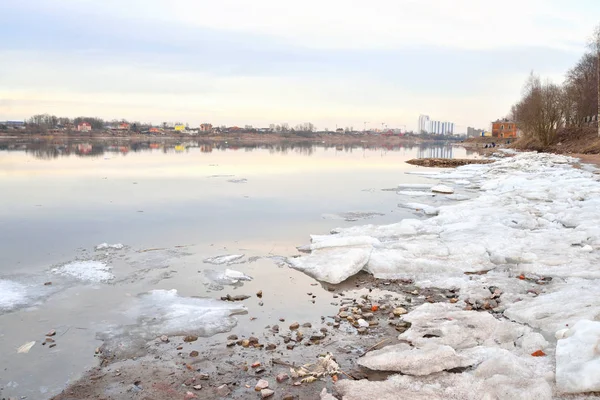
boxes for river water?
[0,139,479,399]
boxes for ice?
[203,254,245,265]
[398,202,439,216]
[321,211,384,222]
[288,246,372,284]
[95,243,124,250]
[431,184,454,194]
[397,190,436,196]
[0,279,28,311]
[397,183,433,190]
[51,261,114,283]
[555,320,600,393]
[100,289,246,357]
[203,268,253,287]
[359,343,471,375]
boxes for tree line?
[511,25,600,145]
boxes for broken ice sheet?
[321,211,384,222]
[99,289,246,357]
[51,261,114,283]
[95,243,124,251]
[203,254,245,265]
[203,268,253,290]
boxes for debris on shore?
[405,158,493,167]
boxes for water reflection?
[0,139,476,160]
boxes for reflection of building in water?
[200,145,213,152]
[417,145,453,159]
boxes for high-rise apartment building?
[417,115,454,135]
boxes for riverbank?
[47,150,600,399]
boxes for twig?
[272,358,296,368]
[338,369,357,380]
[359,338,389,357]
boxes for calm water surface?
[0,139,478,399]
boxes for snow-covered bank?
[292,152,600,398]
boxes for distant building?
[149,127,162,134]
[200,123,213,132]
[77,122,92,132]
[118,122,130,131]
[2,120,25,128]
[335,128,345,134]
[418,115,454,134]
[491,118,517,138]
[174,124,186,132]
[418,115,430,133]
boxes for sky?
[0,0,599,132]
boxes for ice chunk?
[431,184,454,194]
[17,341,36,354]
[95,243,124,250]
[100,290,246,357]
[305,235,382,250]
[0,279,28,311]
[397,190,436,196]
[555,320,600,393]
[398,202,439,216]
[397,183,433,190]
[359,343,471,375]
[203,254,245,265]
[287,246,372,284]
[51,261,114,283]
[203,269,253,287]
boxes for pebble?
[197,373,210,380]
[45,338,55,343]
[320,327,328,333]
[251,362,261,368]
[279,318,285,322]
[193,384,202,390]
[184,335,198,342]
[227,334,238,340]
[160,335,169,343]
[282,394,297,400]
[249,336,259,344]
[216,384,230,396]
[271,325,279,332]
[255,379,269,390]
[289,322,300,330]
[276,373,290,383]
[393,307,408,316]
[189,351,199,357]
[49,343,57,348]
[257,290,263,298]
[241,339,250,347]
[261,389,275,398]
[255,367,266,374]
[46,330,56,337]
[177,346,183,350]
[357,328,367,334]
[338,312,349,318]
[259,301,264,306]
[302,322,312,328]
[266,343,277,350]
[44,281,52,285]
[286,344,295,350]
[226,341,236,347]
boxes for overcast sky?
[1,0,598,131]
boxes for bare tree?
[512,73,565,146]
[593,24,600,137]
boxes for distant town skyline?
[1,0,599,131]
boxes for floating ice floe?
[52,261,114,283]
[95,243,124,250]
[431,184,454,194]
[321,211,384,222]
[203,254,245,265]
[397,183,434,190]
[396,190,436,197]
[203,269,253,287]
[398,202,439,216]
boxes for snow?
[95,243,124,250]
[52,261,114,283]
[431,184,454,194]
[555,320,600,393]
[203,254,245,265]
[203,268,253,287]
[289,152,600,397]
[0,280,28,311]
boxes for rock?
[193,384,202,390]
[197,373,209,380]
[251,362,261,368]
[338,312,349,318]
[320,327,328,333]
[44,281,52,286]
[290,322,300,330]
[177,346,183,350]
[310,333,325,341]
[279,318,285,322]
[227,334,238,340]
[45,338,55,343]
[255,367,266,374]
[266,343,277,350]
[261,389,275,398]
[357,319,369,328]
[226,341,236,347]
[259,301,264,306]
[249,336,259,344]
[49,343,57,348]
[393,307,408,316]
[271,325,279,332]
[362,312,374,320]
[295,331,304,341]
[255,379,269,390]
[221,294,251,301]
[282,394,297,400]
[357,328,367,334]
[160,335,169,343]
[184,391,197,399]
[46,329,56,337]
[287,344,295,350]
[302,322,312,328]
[184,335,198,342]
[276,373,290,383]
[189,350,199,357]
[241,339,250,347]
[216,384,230,396]
[257,290,263,298]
